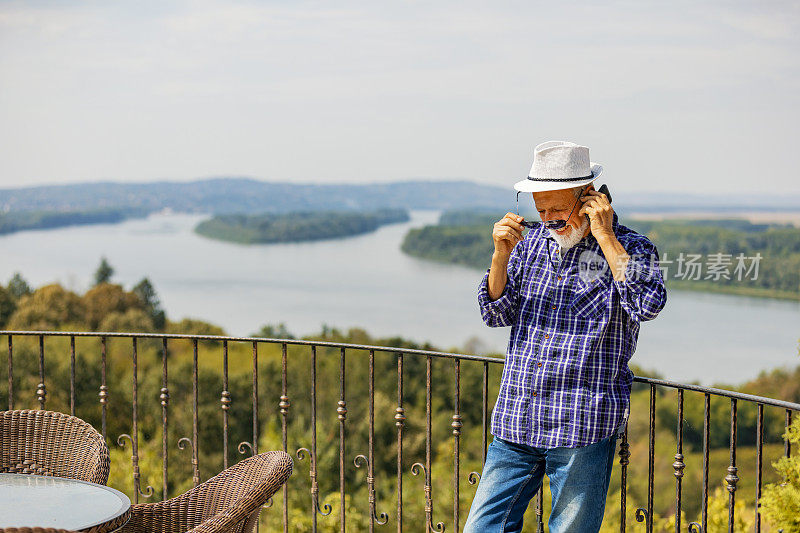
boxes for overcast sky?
[0,0,798,194]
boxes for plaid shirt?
[478,212,667,448]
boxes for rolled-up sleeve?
[477,244,522,327]
[612,236,668,322]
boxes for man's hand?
[578,188,630,281]
[578,189,614,242]
[492,212,525,260]
[487,213,525,300]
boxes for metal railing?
[1,330,798,532]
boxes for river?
[2,211,798,385]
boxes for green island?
[401,209,800,301]
[0,208,148,235]
[195,208,410,244]
[0,265,798,530]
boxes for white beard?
[547,216,590,251]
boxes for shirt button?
[537,362,542,368]
[551,305,556,310]
[532,391,537,397]
[544,334,549,339]
[558,276,562,281]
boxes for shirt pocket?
[570,275,611,319]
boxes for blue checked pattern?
[478,212,667,448]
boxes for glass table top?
[0,473,130,529]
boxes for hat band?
[526,173,593,182]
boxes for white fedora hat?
[514,140,603,193]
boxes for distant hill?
[2,178,799,217]
[0,178,511,214]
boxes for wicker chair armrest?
[186,459,291,533]
[121,485,264,532]
[184,498,262,533]
[120,500,186,532]
[120,451,291,533]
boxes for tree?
[94,257,114,286]
[98,309,154,333]
[252,323,294,339]
[702,486,754,533]
[0,285,16,327]
[6,284,86,330]
[760,415,800,532]
[166,318,225,337]
[82,283,143,330]
[132,277,166,330]
[165,318,226,347]
[7,272,32,299]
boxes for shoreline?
[663,282,800,303]
[626,210,800,227]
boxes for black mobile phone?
[597,183,612,203]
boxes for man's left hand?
[579,189,614,242]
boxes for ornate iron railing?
[1,330,798,532]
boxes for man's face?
[532,187,586,236]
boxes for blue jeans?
[463,434,617,532]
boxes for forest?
[401,210,800,301]
[0,208,147,235]
[0,262,798,531]
[195,209,410,244]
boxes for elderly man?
[464,141,667,532]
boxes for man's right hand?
[492,212,525,260]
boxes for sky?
[0,0,798,195]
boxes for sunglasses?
[516,185,589,230]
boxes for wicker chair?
[118,451,293,533]
[0,409,109,485]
